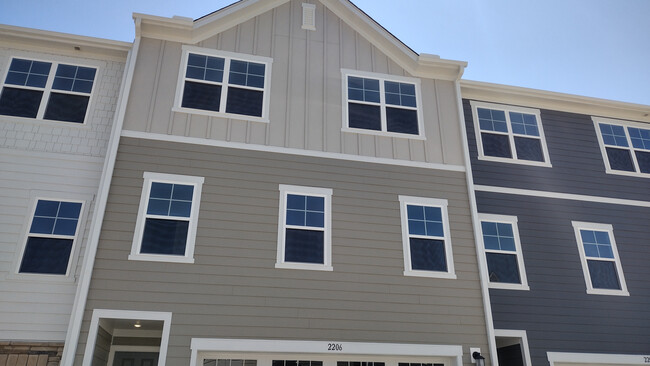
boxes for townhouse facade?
[0,25,129,365]
[59,1,493,366]
[460,81,650,366]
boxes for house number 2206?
[328,343,343,351]
[644,356,650,363]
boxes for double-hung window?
[0,57,97,123]
[572,221,629,296]
[470,101,551,166]
[593,117,650,177]
[342,69,424,137]
[276,185,332,271]
[399,196,455,279]
[479,214,529,290]
[18,199,84,275]
[130,172,204,264]
[174,46,272,122]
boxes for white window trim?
[592,116,650,178]
[276,185,333,271]
[494,330,532,366]
[478,214,529,291]
[398,195,455,279]
[571,221,629,296]
[173,45,273,123]
[0,56,100,125]
[190,338,464,366]
[470,101,552,167]
[82,309,172,366]
[341,69,425,140]
[12,195,88,281]
[130,172,204,264]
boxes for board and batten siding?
[0,49,124,341]
[123,0,464,167]
[463,99,650,201]
[476,191,650,365]
[75,137,488,366]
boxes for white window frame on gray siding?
[592,117,650,178]
[571,221,629,296]
[173,45,273,123]
[130,172,204,264]
[276,185,333,271]
[14,196,87,279]
[478,214,529,291]
[0,56,99,124]
[398,196,455,279]
[470,101,551,167]
[341,69,425,139]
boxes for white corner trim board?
[547,352,650,365]
[120,130,466,172]
[474,185,650,208]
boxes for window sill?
[341,127,426,140]
[172,106,269,124]
[477,155,552,168]
[0,114,90,127]
[604,168,650,179]
[586,288,630,296]
[489,282,530,291]
[5,271,76,283]
[128,253,195,264]
[275,262,333,271]
[404,270,457,279]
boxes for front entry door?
[113,352,159,366]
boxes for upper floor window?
[470,101,551,167]
[174,46,272,122]
[276,185,332,271]
[572,221,629,296]
[593,117,650,177]
[342,69,424,138]
[399,196,455,279]
[479,214,529,290]
[0,58,97,123]
[130,172,204,264]
[18,199,84,275]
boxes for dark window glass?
[52,65,96,93]
[43,93,90,123]
[347,76,380,103]
[140,218,189,255]
[225,87,264,117]
[348,103,381,131]
[599,123,629,147]
[514,136,544,162]
[147,182,194,218]
[284,229,324,264]
[409,238,446,271]
[286,194,324,228]
[587,260,621,290]
[481,133,512,158]
[19,237,73,275]
[477,108,508,132]
[182,81,221,111]
[229,60,265,88]
[384,81,416,107]
[186,54,224,82]
[386,107,418,135]
[0,87,43,118]
[486,252,521,284]
[635,150,650,173]
[5,59,51,87]
[605,147,635,172]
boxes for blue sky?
[1,0,649,105]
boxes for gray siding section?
[123,0,465,166]
[76,137,487,366]
[463,99,650,202]
[91,326,112,366]
[476,191,650,365]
